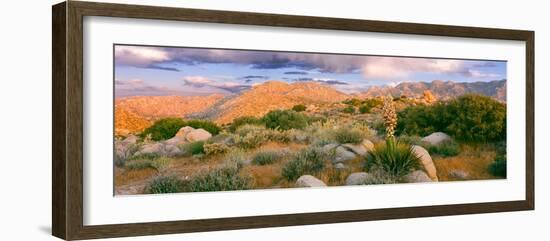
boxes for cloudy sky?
[114,45,506,97]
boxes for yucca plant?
[365,139,421,178]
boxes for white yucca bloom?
[382,95,397,139]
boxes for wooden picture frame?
[52,1,534,240]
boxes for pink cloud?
[361,57,464,80]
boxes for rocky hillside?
[115,94,224,135]
[202,81,349,124]
[356,79,506,102]
[114,108,151,136]
[115,94,225,119]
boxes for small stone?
[421,132,451,146]
[295,175,327,188]
[449,169,469,180]
[342,143,367,156]
[345,172,369,185]
[333,146,357,164]
[334,163,346,169]
[403,170,433,183]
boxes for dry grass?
[433,144,501,181]
[115,167,158,186]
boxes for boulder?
[449,169,469,180]
[361,139,375,152]
[185,128,212,142]
[322,143,339,153]
[345,172,369,185]
[332,146,357,164]
[403,170,433,183]
[411,145,438,181]
[334,163,346,169]
[175,126,195,137]
[121,134,138,146]
[135,143,163,155]
[421,132,451,146]
[295,175,327,188]
[342,143,367,156]
[163,144,183,157]
[164,136,187,146]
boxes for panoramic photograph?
[113,44,507,195]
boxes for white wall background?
[0,0,547,240]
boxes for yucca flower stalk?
[382,95,397,140]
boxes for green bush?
[183,164,252,192]
[282,147,327,181]
[397,94,506,142]
[140,118,221,141]
[359,105,371,114]
[397,135,424,146]
[183,120,221,135]
[181,141,205,155]
[292,104,307,112]
[229,116,263,132]
[489,154,506,177]
[342,105,356,114]
[343,98,362,106]
[140,118,186,141]
[262,110,308,131]
[333,128,363,144]
[203,142,230,156]
[427,139,460,157]
[363,98,384,109]
[252,151,282,165]
[365,139,421,177]
[146,175,183,194]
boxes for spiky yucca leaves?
[382,95,397,139]
[365,139,421,177]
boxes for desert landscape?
[114,45,507,195]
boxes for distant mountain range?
[356,79,506,102]
[114,79,506,134]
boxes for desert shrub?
[125,157,171,171]
[139,118,221,141]
[489,154,507,177]
[306,119,372,145]
[203,142,230,156]
[229,116,263,132]
[146,175,183,194]
[292,104,307,112]
[343,98,362,106]
[140,118,186,141]
[365,139,421,177]
[127,152,160,161]
[114,142,143,167]
[360,167,398,185]
[262,110,308,130]
[234,131,269,149]
[342,105,356,114]
[181,141,205,155]
[235,124,266,137]
[284,129,310,144]
[359,105,371,114]
[397,135,424,146]
[252,151,282,165]
[427,139,460,157]
[282,147,327,181]
[333,127,364,144]
[183,120,221,135]
[182,164,252,192]
[226,149,248,165]
[397,94,506,142]
[363,98,384,108]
